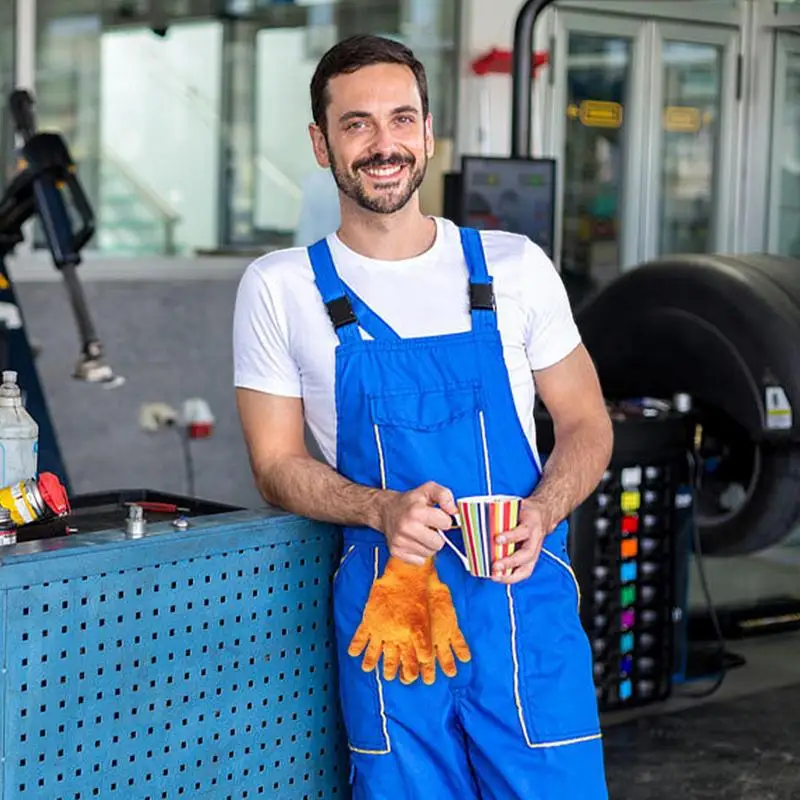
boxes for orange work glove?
[424,563,471,684]
[348,556,434,685]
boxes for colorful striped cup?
[439,495,521,578]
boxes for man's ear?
[309,123,331,168]
[424,113,435,159]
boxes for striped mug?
[439,494,521,579]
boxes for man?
[233,34,613,800]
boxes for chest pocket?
[369,383,490,500]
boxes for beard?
[327,143,428,215]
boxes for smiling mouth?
[361,163,407,181]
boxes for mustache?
[352,152,415,172]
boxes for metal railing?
[100,146,181,255]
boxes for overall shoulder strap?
[458,227,497,332]
[307,238,360,344]
[344,286,401,341]
[307,238,402,343]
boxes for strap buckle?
[469,282,495,311]
[326,296,358,330]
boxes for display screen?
[460,157,556,259]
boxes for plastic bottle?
[0,370,38,485]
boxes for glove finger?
[420,658,436,686]
[400,646,420,685]
[451,629,472,663]
[412,625,434,664]
[361,637,384,673]
[383,643,400,682]
[436,643,457,678]
[347,624,370,658]
[400,668,416,686]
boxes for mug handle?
[439,512,469,572]
[436,530,470,569]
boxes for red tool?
[124,501,189,514]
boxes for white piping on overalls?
[478,411,492,495]
[347,545,392,756]
[541,547,582,611]
[344,427,391,756]
[373,424,387,492]
[507,548,601,749]
[333,545,355,582]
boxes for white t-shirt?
[233,216,581,468]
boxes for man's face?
[310,63,434,215]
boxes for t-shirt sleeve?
[521,240,582,371]
[232,263,302,397]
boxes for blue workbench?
[0,508,349,799]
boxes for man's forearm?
[256,453,391,530]
[530,414,613,533]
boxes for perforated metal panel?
[0,510,349,800]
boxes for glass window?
[227,0,459,250]
[561,33,632,291]
[34,4,103,252]
[658,40,722,257]
[99,20,224,256]
[31,0,459,258]
[0,0,15,187]
[770,36,800,257]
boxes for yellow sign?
[664,106,702,133]
[582,100,623,128]
[567,101,623,128]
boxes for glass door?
[645,24,740,261]
[768,32,800,257]
[548,13,740,295]
[549,12,648,303]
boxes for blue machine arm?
[0,89,124,488]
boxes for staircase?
[97,149,181,257]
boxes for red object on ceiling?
[470,48,550,76]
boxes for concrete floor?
[601,627,800,798]
[604,677,800,799]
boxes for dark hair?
[310,34,429,135]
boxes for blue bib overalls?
[308,228,608,799]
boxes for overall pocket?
[332,543,392,755]
[509,547,600,747]
[369,383,489,497]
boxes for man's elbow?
[597,409,614,470]
[248,447,310,510]
[247,452,285,507]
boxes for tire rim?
[694,409,762,530]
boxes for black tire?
[576,254,800,556]
[698,443,800,556]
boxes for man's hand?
[377,481,457,565]
[491,499,550,584]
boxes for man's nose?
[370,123,395,154]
